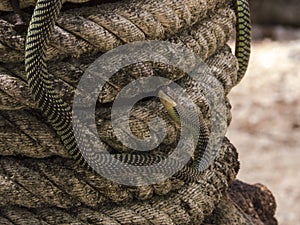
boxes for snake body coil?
[235,0,251,82]
[25,0,251,182]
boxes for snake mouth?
[158,90,177,109]
[158,88,182,127]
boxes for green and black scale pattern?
[235,0,251,83]
[25,0,251,183]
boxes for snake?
[24,0,251,182]
[235,0,251,83]
[158,88,210,168]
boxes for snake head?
[158,86,201,128]
[158,87,181,127]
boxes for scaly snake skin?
[159,88,210,169]
[24,0,250,182]
[235,0,251,83]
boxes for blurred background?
[227,0,300,224]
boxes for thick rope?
[0,0,236,204]
[20,0,244,183]
[0,0,255,224]
[0,45,236,157]
[0,8,236,111]
[0,0,231,63]
[0,180,277,225]
[0,0,110,11]
[0,138,238,221]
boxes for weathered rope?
[0,0,110,11]
[0,0,231,63]
[0,45,236,157]
[0,180,277,224]
[0,0,255,224]
[0,0,235,202]
[0,7,236,112]
[0,138,238,223]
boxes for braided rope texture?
[0,138,239,222]
[1,0,231,63]
[1,0,231,206]
[0,0,260,224]
[0,8,236,109]
[21,0,239,180]
[0,45,236,157]
[0,0,106,11]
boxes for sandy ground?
[227,39,300,225]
